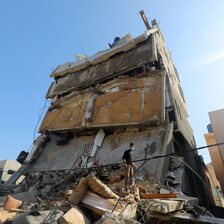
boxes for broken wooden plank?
[140,192,178,199]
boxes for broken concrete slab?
[171,195,199,207]
[120,203,138,220]
[49,30,157,79]
[58,206,91,224]
[68,177,88,205]
[86,174,119,199]
[145,198,184,213]
[90,129,105,157]
[81,191,126,216]
[1,164,28,189]
[143,195,199,215]
[0,211,18,223]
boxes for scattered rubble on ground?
[1,167,224,223]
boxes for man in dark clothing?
[122,143,138,191]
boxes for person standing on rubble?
[122,143,138,191]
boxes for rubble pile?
[1,167,224,224]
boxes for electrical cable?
[11,141,224,174]
[33,98,49,141]
[111,143,224,213]
[169,156,209,215]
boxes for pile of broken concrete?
[0,169,223,224]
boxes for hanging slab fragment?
[85,93,99,120]
[90,129,105,157]
[94,129,105,147]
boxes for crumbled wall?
[39,75,163,132]
[30,126,167,175]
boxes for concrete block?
[171,195,199,207]
[81,191,126,216]
[86,174,119,199]
[120,203,137,220]
[68,177,88,205]
[0,211,18,223]
[147,199,184,213]
[58,206,91,224]
[42,174,54,184]
[40,185,52,193]
[160,188,170,194]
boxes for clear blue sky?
[1,1,224,164]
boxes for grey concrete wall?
[95,127,167,175]
[29,126,167,176]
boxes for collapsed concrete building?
[1,14,214,214]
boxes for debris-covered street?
[1,164,224,223]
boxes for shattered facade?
[1,14,221,224]
[32,23,212,206]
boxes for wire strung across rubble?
[111,143,224,213]
[10,142,224,174]
[1,142,223,216]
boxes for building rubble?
[1,11,224,223]
[1,167,224,223]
